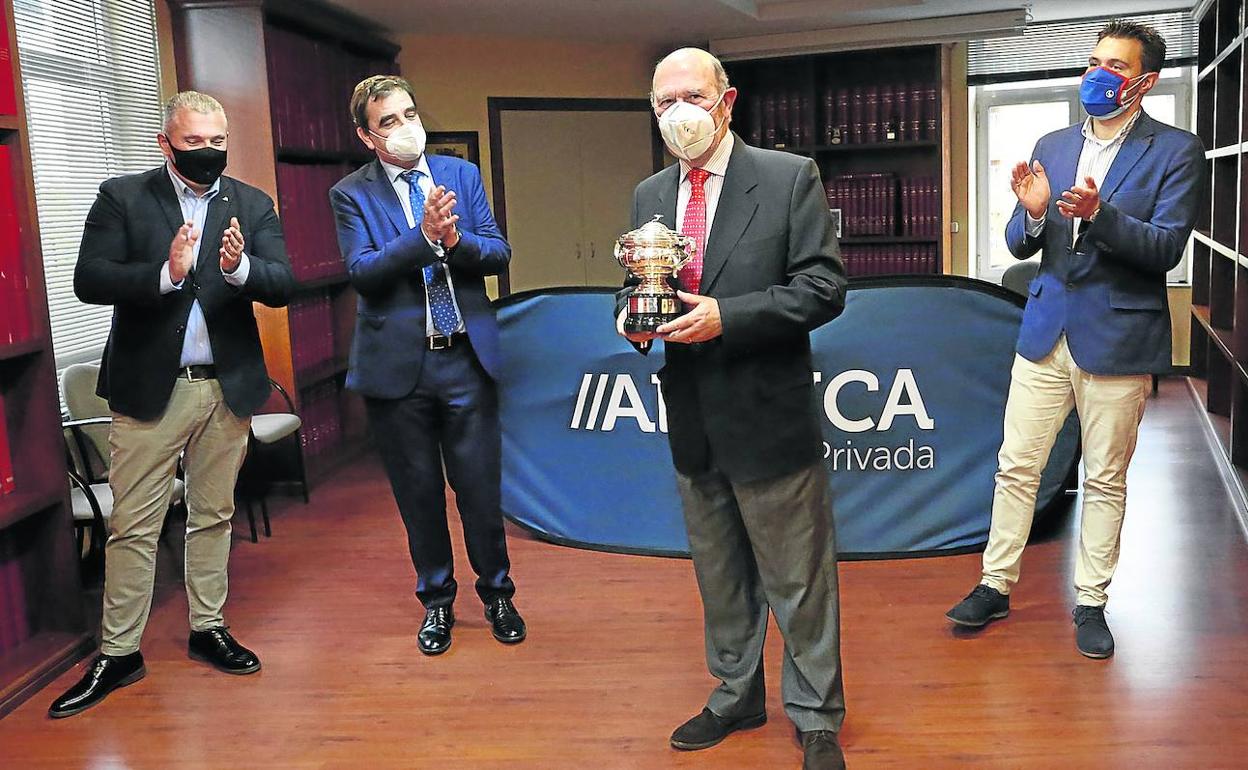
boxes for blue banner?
[496,278,1078,558]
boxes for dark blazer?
[1005,111,1206,375]
[74,167,294,421]
[330,155,510,399]
[620,135,846,482]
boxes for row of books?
[826,173,941,237]
[0,537,30,657]
[0,146,33,345]
[746,82,938,149]
[276,161,351,282]
[289,291,340,383]
[0,9,15,116]
[265,24,394,155]
[842,244,939,277]
[300,381,344,461]
[0,396,14,495]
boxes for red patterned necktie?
[681,167,711,294]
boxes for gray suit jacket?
[618,134,846,482]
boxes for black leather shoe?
[800,730,846,769]
[1073,605,1114,659]
[48,652,146,718]
[670,707,767,751]
[946,584,1010,627]
[188,628,261,674]
[418,606,455,655]
[485,597,526,644]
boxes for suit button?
[1066,282,1074,290]
[175,326,185,334]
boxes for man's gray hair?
[162,91,225,131]
[650,47,731,107]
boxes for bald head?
[652,47,730,109]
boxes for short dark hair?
[1097,19,1167,74]
[349,75,417,129]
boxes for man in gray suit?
[617,48,848,769]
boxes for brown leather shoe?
[670,707,767,750]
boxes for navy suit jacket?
[330,155,510,399]
[1005,112,1206,375]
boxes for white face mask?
[371,116,426,162]
[658,93,725,162]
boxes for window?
[971,68,1194,284]
[12,0,164,371]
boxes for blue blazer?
[1004,112,1206,375]
[330,155,510,399]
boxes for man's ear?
[357,126,376,152]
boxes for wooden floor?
[2,377,1247,768]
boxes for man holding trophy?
[616,48,849,769]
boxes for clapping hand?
[220,216,244,274]
[422,185,460,249]
[1010,160,1050,219]
[168,221,198,283]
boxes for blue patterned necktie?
[401,169,461,335]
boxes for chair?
[61,364,185,567]
[236,378,308,542]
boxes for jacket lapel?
[1099,112,1156,202]
[363,159,410,235]
[198,177,233,275]
[148,166,184,237]
[700,137,758,294]
[654,163,679,229]
[1045,124,1084,248]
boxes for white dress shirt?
[1025,110,1144,245]
[380,157,466,336]
[159,164,250,367]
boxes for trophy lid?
[617,215,687,251]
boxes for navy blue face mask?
[1080,66,1149,120]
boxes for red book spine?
[864,86,879,144]
[0,8,15,116]
[820,88,834,145]
[763,93,777,149]
[0,395,14,495]
[749,94,763,147]
[850,88,864,144]
[835,88,849,143]
[925,84,938,140]
[776,91,790,148]
[907,83,924,142]
[0,144,29,344]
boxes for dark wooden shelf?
[276,146,370,164]
[0,487,64,530]
[0,115,19,131]
[781,139,938,154]
[0,630,95,719]
[296,359,349,388]
[838,235,939,245]
[296,273,348,292]
[0,336,44,362]
[1199,31,1246,81]
[1193,304,1241,370]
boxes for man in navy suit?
[946,20,1206,659]
[330,76,524,655]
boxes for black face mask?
[167,143,227,186]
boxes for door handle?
[575,242,581,260]
[589,242,595,260]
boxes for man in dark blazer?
[946,20,1207,659]
[618,48,848,769]
[330,76,524,656]
[50,91,294,718]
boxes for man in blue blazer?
[330,76,524,655]
[947,20,1206,659]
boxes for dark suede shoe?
[670,707,767,750]
[188,628,261,674]
[485,597,526,644]
[800,730,846,770]
[946,584,1010,627]
[1073,605,1114,659]
[48,652,146,718]
[418,606,454,655]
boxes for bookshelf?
[0,0,92,717]
[169,0,399,482]
[724,44,953,276]
[1190,0,1248,472]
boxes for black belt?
[427,332,468,351]
[177,365,217,381]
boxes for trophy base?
[625,294,682,333]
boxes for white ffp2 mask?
[658,94,725,162]
[371,117,426,162]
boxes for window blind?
[968,11,1197,85]
[13,0,164,370]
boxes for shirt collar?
[1081,109,1143,147]
[165,162,220,200]
[381,155,432,184]
[680,131,734,184]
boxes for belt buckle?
[429,335,450,351]
[184,366,207,382]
